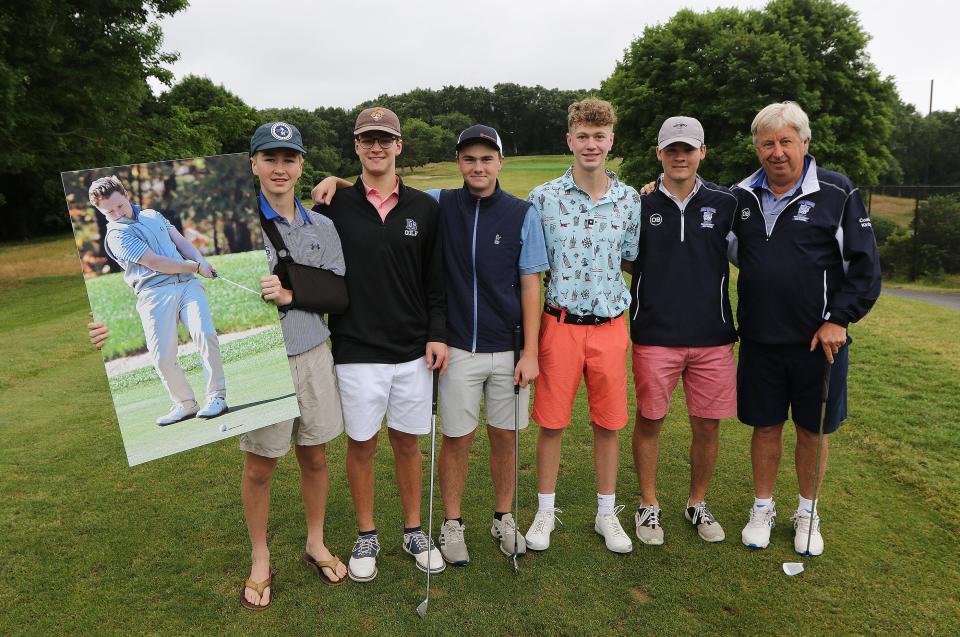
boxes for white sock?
[754,497,773,509]
[597,493,615,516]
[798,495,815,514]
[538,492,556,512]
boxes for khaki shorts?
[240,343,344,458]
[439,347,530,438]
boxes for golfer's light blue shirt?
[104,205,193,294]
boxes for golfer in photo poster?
[62,153,299,466]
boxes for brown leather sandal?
[302,552,347,586]
[240,569,275,610]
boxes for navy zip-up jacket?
[439,183,530,353]
[730,157,881,345]
[629,178,738,347]
[314,178,446,364]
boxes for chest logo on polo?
[793,200,815,223]
[700,207,716,229]
[649,213,663,227]
[494,234,501,245]
[740,208,751,220]
[404,218,418,237]
[271,122,293,140]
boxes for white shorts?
[336,357,433,441]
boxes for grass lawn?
[867,193,915,226]
[2,156,959,635]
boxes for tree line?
[2,0,958,243]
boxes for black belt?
[544,304,621,326]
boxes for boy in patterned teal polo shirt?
[523,98,641,555]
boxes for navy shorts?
[737,338,849,434]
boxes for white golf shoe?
[741,502,777,549]
[403,529,445,574]
[197,396,228,418]
[791,509,824,556]
[348,533,380,582]
[595,505,634,553]
[525,508,562,551]
[155,400,199,426]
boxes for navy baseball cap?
[250,122,305,154]
[456,124,504,155]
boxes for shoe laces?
[498,514,517,533]
[533,507,563,532]
[442,521,465,544]
[791,510,820,532]
[689,501,716,525]
[600,505,629,538]
[638,504,661,528]
[353,535,379,558]
[747,506,775,527]
[407,530,432,553]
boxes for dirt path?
[105,325,273,376]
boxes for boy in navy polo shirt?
[88,176,228,425]
[624,117,738,547]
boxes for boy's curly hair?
[567,98,617,130]
[88,175,128,206]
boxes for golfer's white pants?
[136,278,225,406]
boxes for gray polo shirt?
[104,205,194,294]
[261,195,346,356]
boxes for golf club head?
[511,554,519,574]
[782,562,805,576]
[416,599,428,618]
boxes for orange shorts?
[531,311,629,430]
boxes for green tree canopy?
[602,0,899,189]
[0,0,187,240]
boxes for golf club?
[805,358,833,556]
[213,271,263,298]
[511,324,522,574]
[783,357,832,575]
[416,368,441,619]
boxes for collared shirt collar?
[559,167,625,202]
[112,204,140,225]
[259,192,311,225]
[742,155,817,198]
[656,175,702,209]
[362,175,400,198]
[459,180,504,205]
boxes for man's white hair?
[751,101,811,145]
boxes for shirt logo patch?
[859,216,873,228]
[793,200,815,222]
[740,208,751,220]
[271,122,293,141]
[700,207,716,229]
[494,233,501,245]
[649,213,663,227]
[404,218,418,237]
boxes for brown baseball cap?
[354,107,401,137]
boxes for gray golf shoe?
[439,519,469,566]
[685,501,725,542]
[635,504,665,545]
[491,513,527,557]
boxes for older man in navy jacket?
[731,101,880,556]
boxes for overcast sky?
[149,0,957,114]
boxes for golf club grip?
[431,368,439,415]
[513,324,522,393]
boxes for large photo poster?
[61,153,299,466]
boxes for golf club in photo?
[213,271,263,299]
[416,368,441,619]
[783,357,833,575]
[511,324,522,574]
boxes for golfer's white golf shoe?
[198,396,228,418]
[156,400,199,426]
[595,505,634,553]
[741,502,777,549]
[791,509,824,556]
[525,508,561,551]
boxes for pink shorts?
[631,344,736,421]
[532,312,629,431]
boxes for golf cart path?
[883,287,960,312]
[106,326,272,375]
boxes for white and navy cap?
[456,124,504,155]
[657,116,705,150]
[250,122,305,154]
